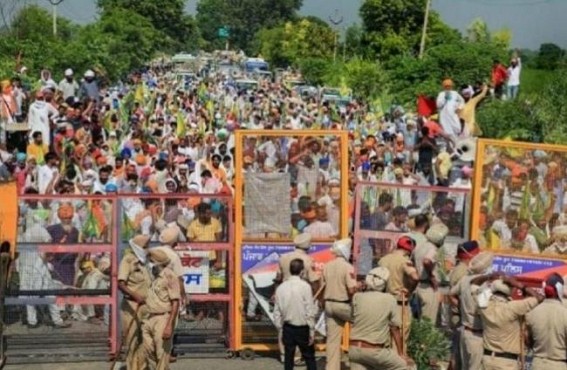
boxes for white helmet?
[84,70,95,78]
[64,69,73,77]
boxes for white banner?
[178,251,210,294]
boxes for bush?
[408,318,451,370]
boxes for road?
[4,356,335,370]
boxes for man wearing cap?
[273,259,318,370]
[141,249,180,370]
[349,267,414,370]
[436,79,465,139]
[450,241,481,322]
[58,69,79,100]
[79,70,100,101]
[378,236,419,353]
[153,227,187,313]
[526,273,567,370]
[480,276,543,370]
[322,238,359,370]
[413,223,449,323]
[450,252,497,370]
[118,234,152,370]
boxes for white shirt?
[38,164,58,194]
[28,101,58,146]
[273,276,317,334]
[58,79,80,99]
[507,58,522,86]
[436,90,464,138]
[304,221,336,239]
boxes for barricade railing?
[6,194,119,364]
[5,193,235,364]
[233,129,350,355]
[353,181,472,277]
[116,193,235,357]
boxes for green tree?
[536,43,565,70]
[97,0,200,50]
[297,57,330,85]
[532,69,567,143]
[255,18,335,67]
[466,18,490,43]
[197,0,302,52]
[344,24,364,58]
[359,0,458,60]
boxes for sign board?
[178,250,209,294]
[218,27,230,38]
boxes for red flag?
[417,95,437,117]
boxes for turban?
[294,233,312,250]
[442,79,454,89]
[426,223,449,246]
[159,227,179,246]
[135,154,147,166]
[332,238,352,260]
[57,203,74,219]
[148,249,170,266]
[469,252,493,275]
[457,241,480,259]
[492,279,512,297]
[365,267,390,291]
[129,234,151,250]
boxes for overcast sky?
[23,0,567,49]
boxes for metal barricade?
[116,194,235,358]
[353,181,472,277]
[4,194,119,365]
[233,130,350,357]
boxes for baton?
[520,317,525,370]
[401,292,407,356]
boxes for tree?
[344,24,364,58]
[97,0,199,50]
[466,18,490,43]
[197,0,302,52]
[536,43,565,70]
[359,0,458,60]
[254,18,335,67]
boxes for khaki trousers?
[416,283,439,324]
[482,355,520,370]
[142,314,174,370]
[459,329,483,370]
[349,346,411,370]
[325,301,351,370]
[532,357,567,370]
[121,299,146,370]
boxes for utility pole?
[328,9,343,63]
[47,0,64,36]
[419,0,432,59]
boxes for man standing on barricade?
[349,267,414,370]
[378,236,419,354]
[450,252,496,370]
[413,223,449,323]
[273,233,320,364]
[118,234,152,370]
[273,258,318,370]
[526,273,567,370]
[141,249,180,370]
[322,237,359,370]
[479,276,543,370]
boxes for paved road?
[4,357,337,370]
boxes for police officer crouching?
[349,267,415,370]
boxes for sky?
[17,0,567,50]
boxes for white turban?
[365,267,390,291]
[331,238,352,260]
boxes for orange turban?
[146,179,158,192]
[96,155,107,166]
[58,203,74,219]
[188,197,201,208]
[442,79,453,89]
[135,154,147,166]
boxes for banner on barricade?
[179,251,210,294]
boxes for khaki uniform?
[278,249,320,283]
[480,296,538,370]
[349,291,410,370]
[449,263,469,326]
[451,274,483,370]
[413,241,440,323]
[526,299,567,370]
[118,252,152,370]
[142,268,181,370]
[378,250,416,349]
[322,258,357,370]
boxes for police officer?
[322,238,359,370]
[413,223,449,323]
[480,276,543,370]
[448,240,481,370]
[378,236,419,353]
[118,234,152,370]
[276,233,321,363]
[349,267,414,370]
[141,249,181,370]
[450,252,496,370]
[526,273,567,370]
